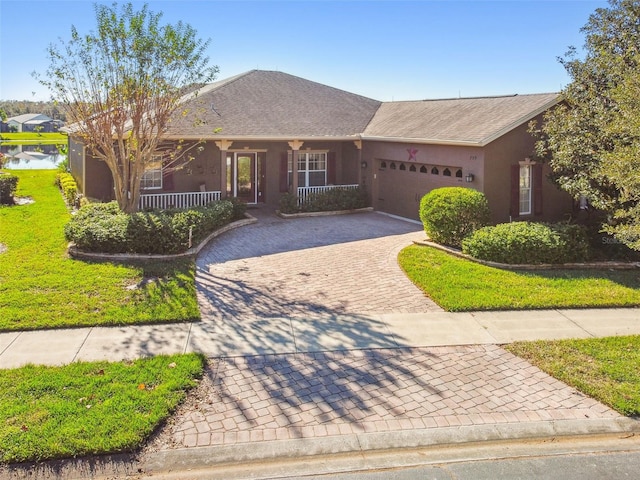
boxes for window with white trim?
[519,164,532,215]
[288,151,327,187]
[141,156,163,190]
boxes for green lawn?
[399,244,640,311]
[0,170,200,331]
[0,354,204,463]
[506,336,640,416]
[0,132,67,143]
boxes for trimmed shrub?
[278,192,299,214]
[280,187,368,214]
[64,202,129,253]
[65,200,235,254]
[462,221,591,265]
[419,187,490,248]
[0,174,18,205]
[225,197,248,220]
[55,172,79,207]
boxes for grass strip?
[398,244,640,311]
[506,336,640,416]
[0,353,205,463]
[0,132,67,143]
[0,170,200,331]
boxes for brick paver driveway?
[195,209,442,321]
[147,208,624,455]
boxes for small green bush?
[462,221,591,264]
[419,187,490,248]
[65,202,129,253]
[55,172,78,207]
[225,197,248,220]
[65,200,234,254]
[0,173,18,205]
[279,192,299,214]
[280,187,368,214]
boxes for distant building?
[5,114,63,133]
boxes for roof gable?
[167,70,382,139]
[7,113,52,124]
[363,93,560,146]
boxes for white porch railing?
[139,191,222,210]
[297,184,360,205]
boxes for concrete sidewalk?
[1,308,639,369]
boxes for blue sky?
[1,0,608,101]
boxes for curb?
[2,417,638,480]
[140,418,640,474]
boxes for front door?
[227,152,262,203]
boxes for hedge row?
[55,172,78,207]
[462,221,591,265]
[279,187,368,214]
[65,200,239,254]
[0,173,18,205]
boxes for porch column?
[215,140,233,198]
[288,140,304,195]
[354,139,364,187]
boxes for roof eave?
[478,95,562,146]
[163,134,362,142]
[360,135,483,147]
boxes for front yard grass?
[0,170,199,331]
[398,244,640,311]
[0,132,67,143]
[0,354,204,463]
[506,336,640,416]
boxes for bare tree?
[37,2,217,212]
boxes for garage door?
[374,160,463,221]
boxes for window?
[399,163,406,171]
[409,164,416,172]
[141,156,163,189]
[519,164,532,215]
[431,166,439,175]
[288,151,327,187]
[455,169,463,178]
[390,162,397,170]
[443,168,451,177]
[380,161,387,169]
[420,165,428,173]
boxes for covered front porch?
[138,138,367,210]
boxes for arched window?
[390,162,397,170]
[455,169,463,178]
[409,164,416,172]
[420,165,428,173]
[380,161,387,168]
[431,166,439,175]
[443,168,451,177]
[399,163,406,171]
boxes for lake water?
[1,143,66,170]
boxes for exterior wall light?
[465,173,475,183]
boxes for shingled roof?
[167,70,382,139]
[362,93,560,146]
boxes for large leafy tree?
[535,0,640,248]
[37,2,218,212]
